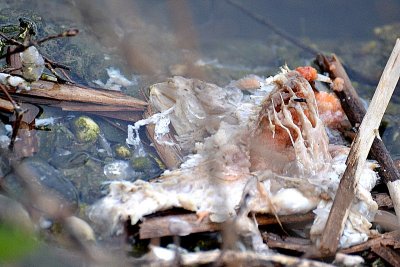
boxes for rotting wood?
[371,245,400,267]
[318,39,400,255]
[139,212,314,239]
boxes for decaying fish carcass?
[89,68,379,248]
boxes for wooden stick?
[315,53,400,230]
[319,39,400,255]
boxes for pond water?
[0,0,400,264]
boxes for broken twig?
[319,39,400,255]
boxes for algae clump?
[114,144,132,159]
[72,116,100,143]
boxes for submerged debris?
[93,68,134,91]
[89,68,379,248]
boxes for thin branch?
[36,29,79,45]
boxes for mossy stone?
[131,156,153,172]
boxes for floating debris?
[93,68,134,91]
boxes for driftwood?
[23,80,147,109]
[0,80,147,122]
[139,212,314,239]
[371,246,400,267]
[318,39,400,255]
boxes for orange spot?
[296,66,318,82]
[314,91,346,128]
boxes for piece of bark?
[1,80,147,122]
[4,94,143,122]
[139,212,314,239]
[318,39,400,255]
[8,80,147,110]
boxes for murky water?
[0,0,400,263]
